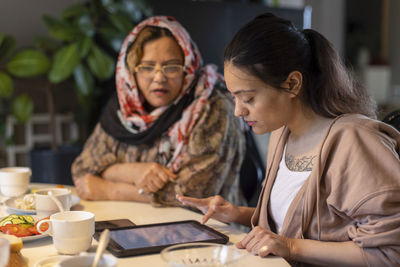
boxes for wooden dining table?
[0,183,289,267]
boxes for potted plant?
[0,31,42,166]
[1,0,152,183]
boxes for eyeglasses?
[134,64,184,78]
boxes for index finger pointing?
[201,209,215,224]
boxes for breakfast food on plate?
[14,197,34,210]
[0,215,49,237]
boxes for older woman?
[72,16,246,207]
[178,12,400,266]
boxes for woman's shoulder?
[208,87,235,108]
[329,114,400,143]
[198,87,236,118]
[321,114,400,171]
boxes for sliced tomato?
[0,224,32,237]
[34,216,50,232]
[27,225,40,235]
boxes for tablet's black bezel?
[95,219,136,232]
[93,220,229,258]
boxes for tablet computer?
[93,220,229,257]
[95,219,136,232]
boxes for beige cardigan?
[251,114,400,266]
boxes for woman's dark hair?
[224,13,377,118]
[126,26,182,71]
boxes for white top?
[270,145,311,233]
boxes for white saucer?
[33,255,72,267]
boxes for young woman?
[178,13,400,266]
[72,16,246,207]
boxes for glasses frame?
[134,64,184,78]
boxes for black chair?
[239,127,266,207]
[383,109,400,132]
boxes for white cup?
[36,211,95,255]
[23,188,72,216]
[0,237,10,267]
[0,167,31,197]
[56,253,117,267]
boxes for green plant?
[1,0,152,153]
[0,32,38,131]
[0,32,40,165]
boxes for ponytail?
[302,29,377,118]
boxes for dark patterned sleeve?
[153,90,247,206]
[71,124,119,182]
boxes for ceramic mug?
[37,211,95,255]
[0,237,10,267]
[23,188,72,216]
[0,167,31,197]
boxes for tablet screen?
[109,221,224,250]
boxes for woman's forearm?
[233,207,255,226]
[290,239,365,266]
[102,162,140,184]
[75,174,152,202]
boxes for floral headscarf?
[115,16,223,171]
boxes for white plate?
[4,195,81,215]
[33,255,72,267]
[0,215,49,242]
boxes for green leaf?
[32,36,60,54]
[0,36,16,61]
[120,0,151,22]
[77,14,95,37]
[108,13,133,34]
[42,15,80,41]
[12,94,33,123]
[86,44,114,81]
[62,4,89,19]
[0,71,13,98]
[90,0,106,21]
[6,49,51,77]
[74,64,94,96]
[78,36,92,58]
[98,26,124,53]
[49,43,81,83]
[100,0,115,12]
[117,0,152,21]
[0,32,4,47]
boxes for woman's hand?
[134,163,177,193]
[176,195,240,224]
[236,226,293,259]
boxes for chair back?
[383,110,400,132]
[239,128,265,207]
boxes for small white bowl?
[56,253,117,267]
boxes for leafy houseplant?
[0,0,151,181]
[0,32,41,165]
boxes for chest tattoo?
[285,154,316,172]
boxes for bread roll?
[0,234,27,267]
